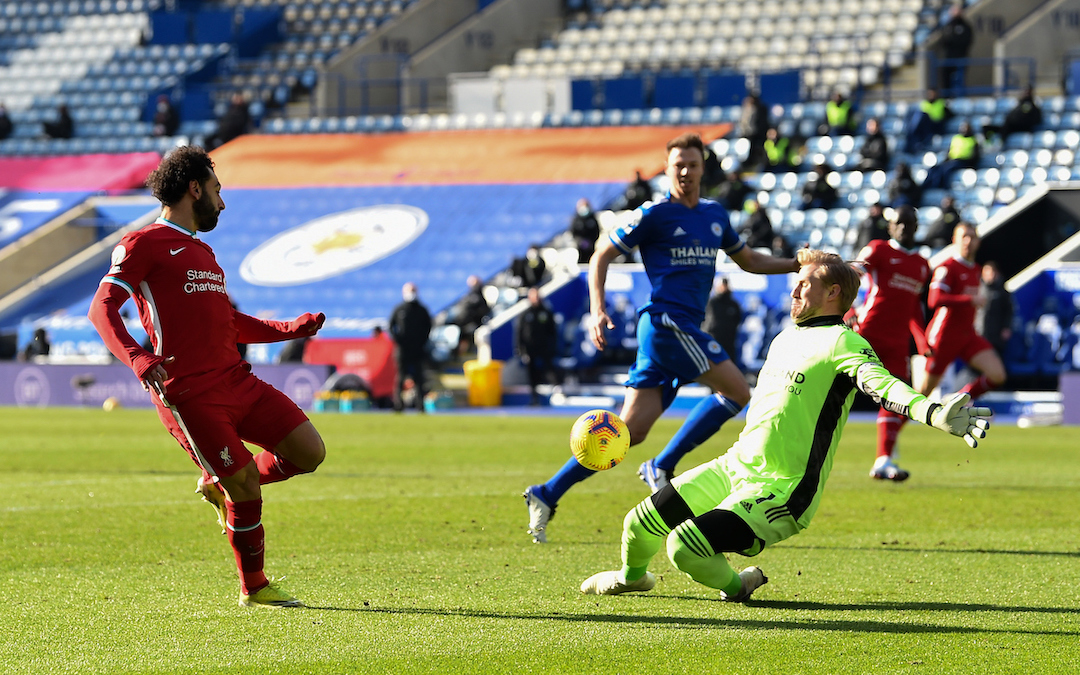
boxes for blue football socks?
[539,456,597,506]
[652,393,743,472]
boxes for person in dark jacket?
[982,86,1042,143]
[977,261,1013,360]
[43,104,73,139]
[702,277,743,371]
[715,171,752,212]
[857,117,889,171]
[512,244,547,289]
[922,194,962,249]
[887,162,923,208]
[453,275,490,356]
[517,287,560,405]
[624,170,653,211]
[207,92,251,150]
[800,163,839,210]
[853,202,890,251]
[739,91,770,170]
[569,199,601,263]
[739,200,774,249]
[152,94,180,137]
[940,3,974,91]
[389,282,433,412]
[0,103,12,140]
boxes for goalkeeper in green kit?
[581,249,992,601]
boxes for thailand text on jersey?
[100,217,245,401]
[728,316,928,528]
[926,255,981,347]
[611,197,744,325]
[856,239,930,350]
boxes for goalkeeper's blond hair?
[796,249,861,312]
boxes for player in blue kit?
[524,133,800,543]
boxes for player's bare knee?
[220,463,261,502]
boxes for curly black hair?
[145,146,215,206]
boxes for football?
[569,409,630,471]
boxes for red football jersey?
[855,239,930,352]
[926,255,982,348]
[99,218,245,401]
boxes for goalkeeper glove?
[913,392,992,448]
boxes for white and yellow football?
[569,409,630,471]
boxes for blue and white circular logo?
[240,205,428,287]
[283,368,324,408]
[707,340,721,354]
[711,222,723,237]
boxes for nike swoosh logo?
[170,247,186,256]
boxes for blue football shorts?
[624,311,731,391]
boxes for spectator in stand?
[702,277,743,371]
[982,86,1042,144]
[940,3,974,92]
[820,91,857,136]
[922,121,981,190]
[452,275,490,356]
[624,170,653,211]
[923,194,962,249]
[771,233,795,259]
[903,89,953,153]
[0,102,12,140]
[207,93,251,151]
[570,198,601,264]
[738,91,770,170]
[702,143,726,193]
[976,261,1014,360]
[739,200,774,249]
[389,282,432,412]
[152,94,180,137]
[517,287,560,406]
[762,126,799,172]
[43,104,73,139]
[715,171,751,212]
[21,327,51,361]
[511,244,547,289]
[800,162,839,211]
[853,202,890,251]
[856,117,890,171]
[887,161,923,208]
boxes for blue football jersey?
[611,197,744,325]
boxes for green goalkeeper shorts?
[671,453,804,554]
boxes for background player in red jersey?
[88,146,327,608]
[920,222,1006,401]
[850,205,931,481]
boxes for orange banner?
[211,125,730,188]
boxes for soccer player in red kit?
[851,205,930,481]
[88,146,327,608]
[920,222,1006,400]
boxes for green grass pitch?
[2,406,1079,674]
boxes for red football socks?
[226,498,267,594]
[876,408,908,458]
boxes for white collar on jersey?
[155,216,199,238]
[887,239,919,254]
[951,255,977,268]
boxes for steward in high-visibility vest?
[947,121,980,166]
[763,127,800,171]
[824,92,855,134]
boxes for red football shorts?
[156,370,309,478]
[870,344,912,381]
[926,332,994,376]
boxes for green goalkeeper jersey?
[727,315,931,527]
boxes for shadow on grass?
[780,544,1080,558]
[300,603,1080,636]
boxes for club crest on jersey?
[711,222,723,237]
[220,446,234,467]
[708,340,721,354]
